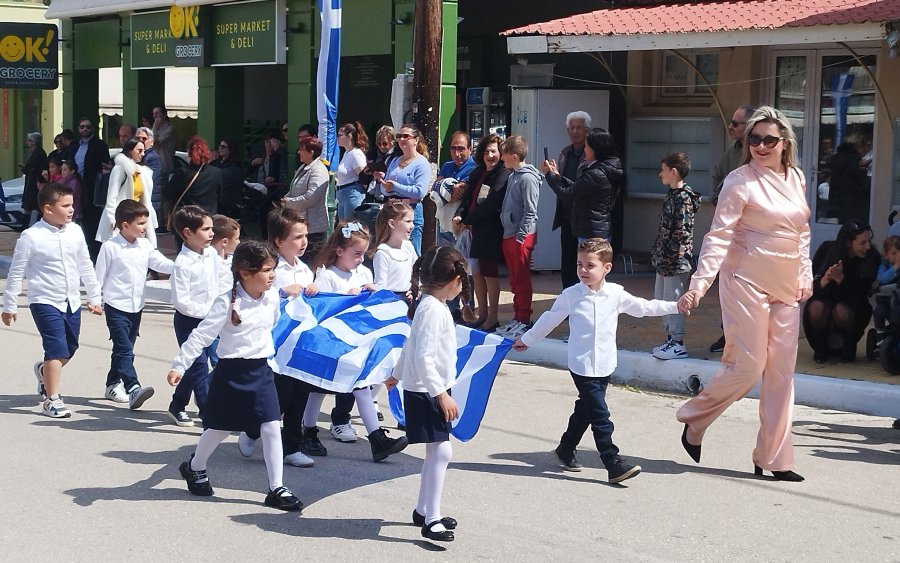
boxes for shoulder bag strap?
[172,165,203,210]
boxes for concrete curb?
[515,338,900,418]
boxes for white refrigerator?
[510,87,610,270]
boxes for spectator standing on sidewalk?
[554,111,591,289]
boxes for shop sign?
[211,0,285,66]
[131,6,210,69]
[0,23,59,89]
[131,0,284,69]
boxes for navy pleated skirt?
[403,389,451,444]
[203,358,280,433]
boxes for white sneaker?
[330,423,358,443]
[105,382,129,403]
[652,336,673,354]
[653,340,688,360]
[128,386,154,410]
[496,320,524,338]
[33,361,46,401]
[506,321,531,340]
[238,432,257,457]
[42,395,71,418]
[284,451,315,468]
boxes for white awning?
[45,0,245,19]
[98,67,198,119]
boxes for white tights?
[416,441,453,525]
[190,421,284,490]
[301,389,381,435]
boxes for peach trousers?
[676,272,798,471]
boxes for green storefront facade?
[51,0,459,165]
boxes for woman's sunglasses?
[747,134,783,149]
[395,133,416,140]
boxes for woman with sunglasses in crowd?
[676,107,812,482]
[803,220,879,364]
[97,136,158,248]
[373,124,430,253]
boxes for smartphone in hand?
[543,147,550,161]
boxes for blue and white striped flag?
[270,290,513,441]
[316,0,341,171]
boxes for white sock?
[353,387,381,434]
[417,441,452,523]
[302,392,326,428]
[260,420,283,490]
[191,429,230,471]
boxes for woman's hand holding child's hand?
[512,338,528,352]
[167,370,182,386]
[678,290,701,314]
[436,392,459,422]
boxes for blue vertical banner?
[316,0,341,171]
[830,72,854,147]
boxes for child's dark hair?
[267,207,307,244]
[212,214,240,243]
[37,182,73,208]
[173,205,210,234]
[114,199,149,229]
[229,241,277,325]
[409,246,475,322]
[578,237,613,263]
[313,220,370,270]
[661,152,691,180]
[370,200,412,257]
[884,235,900,255]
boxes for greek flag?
[270,291,513,441]
[316,0,341,171]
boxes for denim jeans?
[335,183,365,221]
[410,201,423,255]
[170,311,209,417]
[104,305,142,390]
[559,372,620,466]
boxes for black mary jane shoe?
[421,520,455,542]
[412,509,457,530]
[754,465,805,482]
[681,423,701,463]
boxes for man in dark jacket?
[553,111,591,288]
[65,117,110,261]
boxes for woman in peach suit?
[677,107,812,482]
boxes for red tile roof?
[502,0,900,36]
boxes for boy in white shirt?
[167,205,219,426]
[513,238,685,484]
[96,200,174,410]
[208,215,241,368]
[2,183,102,418]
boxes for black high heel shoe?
[681,423,701,463]
[421,520,455,542]
[754,465,805,482]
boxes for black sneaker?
[554,445,582,472]
[179,457,213,496]
[299,426,328,456]
[892,419,900,430]
[264,486,303,512]
[168,406,194,427]
[606,456,641,484]
[369,427,409,462]
[709,335,726,353]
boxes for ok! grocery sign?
[0,22,59,90]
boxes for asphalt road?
[0,295,898,561]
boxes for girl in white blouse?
[167,241,302,512]
[372,200,417,296]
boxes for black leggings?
[803,296,872,357]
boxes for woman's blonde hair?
[741,106,799,171]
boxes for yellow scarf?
[132,171,143,201]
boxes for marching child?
[167,205,220,427]
[170,241,302,511]
[96,199,173,409]
[513,238,684,484]
[237,208,319,467]
[208,215,241,368]
[370,200,417,421]
[305,220,408,461]
[1,183,102,418]
[650,152,700,360]
[386,245,474,542]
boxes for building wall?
[871,43,900,244]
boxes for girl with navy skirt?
[168,241,302,512]
[387,246,475,542]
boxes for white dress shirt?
[217,254,234,295]
[315,264,374,294]
[96,233,174,313]
[275,256,314,290]
[393,294,456,397]
[170,245,222,318]
[171,285,279,375]
[520,281,678,378]
[2,220,101,314]
[373,241,417,292]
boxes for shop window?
[655,51,718,102]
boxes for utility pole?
[412,0,441,252]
